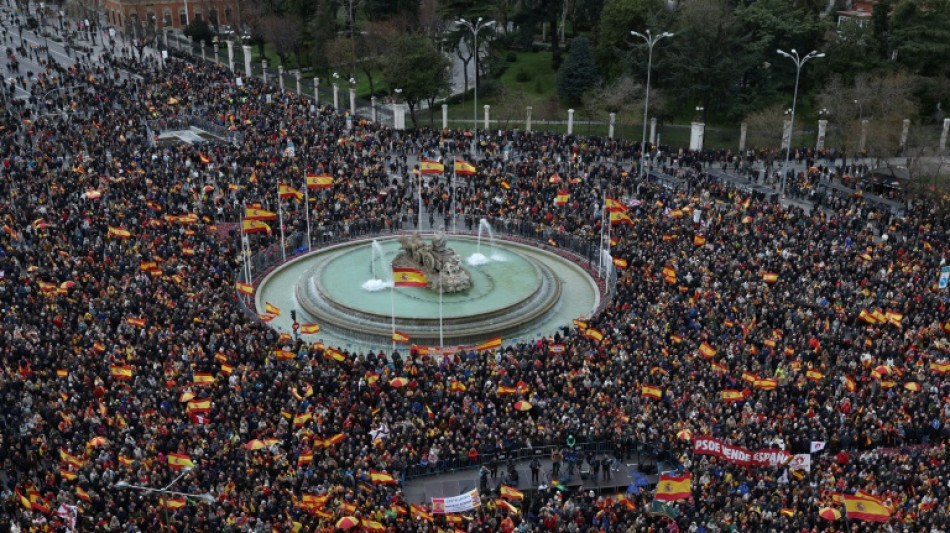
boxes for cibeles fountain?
[255,223,602,350]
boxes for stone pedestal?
[212,43,218,64]
[608,113,616,139]
[900,119,910,151]
[483,105,490,130]
[296,72,301,94]
[817,119,828,151]
[526,106,533,132]
[739,122,748,152]
[242,45,252,77]
[690,122,705,152]
[442,104,448,129]
[333,83,340,109]
[393,104,407,130]
[567,109,575,134]
[278,66,285,90]
[226,40,234,71]
[261,60,268,83]
[859,120,869,152]
[649,117,657,144]
[349,87,356,115]
[371,97,378,122]
[313,78,319,103]
[781,120,792,151]
[940,118,950,152]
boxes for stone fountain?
[392,231,472,293]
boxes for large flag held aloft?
[306,173,334,189]
[393,267,427,287]
[419,159,445,174]
[655,473,692,502]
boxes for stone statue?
[393,231,472,293]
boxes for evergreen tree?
[556,37,599,106]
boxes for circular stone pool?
[255,235,601,351]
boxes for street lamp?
[776,48,824,196]
[631,29,674,179]
[114,468,214,530]
[456,17,496,157]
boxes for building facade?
[100,0,243,37]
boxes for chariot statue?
[393,230,472,293]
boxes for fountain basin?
[256,235,600,350]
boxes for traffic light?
[290,310,297,321]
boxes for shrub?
[515,69,532,83]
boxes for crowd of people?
[0,15,949,533]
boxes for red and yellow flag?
[278,184,304,201]
[721,389,744,402]
[193,373,214,386]
[419,159,445,174]
[110,365,133,379]
[300,323,321,334]
[693,235,707,246]
[605,197,627,212]
[108,226,132,239]
[369,470,397,484]
[236,282,254,295]
[698,342,717,359]
[762,272,779,283]
[655,473,692,502]
[555,190,570,206]
[610,210,634,226]
[244,207,277,221]
[454,159,476,175]
[392,331,410,343]
[843,494,891,522]
[167,453,195,470]
[393,267,427,287]
[242,219,272,235]
[306,173,334,189]
[476,337,502,351]
[264,302,281,316]
[500,485,524,500]
[584,328,605,342]
[641,385,662,400]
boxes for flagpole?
[417,170,423,230]
[439,270,444,350]
[390,277,396,353]
[599,191,607,279]
[304,173,312,252]
[452,163,457,233]
[240,202,251,284]
[277,183,286,261]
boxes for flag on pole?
[655,473,692,502]
[107,226,132,238]
[392,331,410,343]
[242,220,272,235]
[278,184,304,201]
[475,337,502,351]
[244,208,277,221]
[393,267,427,287]
[419,159,445,174]
[236,282,254,294]
[167,453,195,470]
[306,173,334,189]
[605,197,627,212]
[300,323,321,334]
[609,211,634,226]
[454,159,476,175]
[843,494,891,522]
[555,190,570,206]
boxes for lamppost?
[631,29,673,179]
[776,48,824,196]
[456,17,496,158]
[114,468,214,531]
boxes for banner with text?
[693,436,790,467]
[432,489,481,514]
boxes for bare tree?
[744,104,786,151]
[260,15,301,67]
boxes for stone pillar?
[608,113,616,139]
[739,122,748,152]
[349,87,356,115]
[690,122,705,152]
[313,78,319,103]
[261,60,268,84]
[567,109,574,134]
[483,105,490,130]
[940,118,950,152]
[371,97,377,122]
[781,120,792,151]
[649,117,657,144]
[213,43,219,64]
[526,106,533,132]
[332,83,340,109]
[296,72,301,94]
[900,118,911,151]
[817,119,828,151]
[442,104,448,129]
[242,45,252,78]
[200,44,206,61]
[859,119,869,152]
[278,66,285,90]
[164,29,169,49]
[226,40,234,71]
[393,104,406,130]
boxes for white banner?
[432,489,481,514]
[787,453,811,472]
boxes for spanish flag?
[220,363,234,376]
[306,173,334,189]
[844,375,857,391]
[609,210,634,226]
[497,386,517,395]
[60,449,85,468]
[721,389,744,402]
[419,159,445,174]
[236,282,254,295]
[858,309,877,324]
[641,385,662,400]
[363,520,385,532]
[60,468,77,481]
[193,373,214,386]
[500,485,524,500]
[119,455,134,466]
[885,311,903,327]
[187,398,212,413]
[279,184,304,201]
[476,337,502,351]
[780,508,796,517]
[76,486,92,502]
[297,453,314,467]
[698,342,717,359]
[762,272,779,283]
[244,207,277,221]
[161,497,187,509]
[930,362,950,374]
[107,226,132,239]
[324,347,345,362]
[741,371,758,383]
[57,369,68,378]
[753,378,777,390]
[370,470,397,484]
[392,331,410,343]
[496,499,520,514]
[655,473,692,502]
[710,361,728,373]
[167,453,195,470]
[843,494,891,522]
[613,257,628,269]
[323,433,345,446]
[393,267,427,287]
[555,190,570,206]
[806,370,824,381]
[605,197,627,212]
[300,323,321,334]
[584,328,604,342]
[265,302,281,316]
[293,412,312,427]
[454,159,476,176]
[110,365,133,379]
[449,380,467,392]
[693,234,706,246]
[411,503,434,522]
[242,219,272,235]
[573,318,588,330]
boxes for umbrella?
[203,185,215,193]
[548,174,562,184]
[389,377,408,388]
[513,401,532,412]
[263,438,281,447]
[903,382,921,391]
[60,281,76,289]
[87,437,107,447]
[245,439,266,451]
[818,508,841,521]
[874,365,891,376]
[335,517,360,529]
[676,430,693,441]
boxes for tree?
[184,19,215,46]
[743,103,786,150]
[382,34,452,127]
[889,0,950,78]
[593,0,664,80]
[260,15,301,67]
[556,37,599,106]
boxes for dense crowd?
[0,21,948,533]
